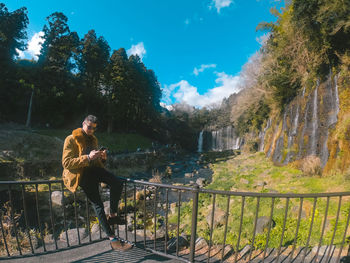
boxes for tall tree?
[0,3,29,121]
[36,12,80,126]
[104,48,130,131]
[78,29,110,114]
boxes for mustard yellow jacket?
[62,128,103,192]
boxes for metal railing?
[0,178,350,262]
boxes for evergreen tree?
[36,12,80,126]
[78,29,110,115]
[0,3,29,121]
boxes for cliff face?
[260,71,350,173]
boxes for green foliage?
[0,3,165,143]
[256,0,350,111]
[236,99,270,136]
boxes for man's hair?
[84,115,98,124]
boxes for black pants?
[80,166,123,237]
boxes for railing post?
[189,184,200,263]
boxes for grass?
[168,151,350,250]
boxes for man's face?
[82,121,97,136]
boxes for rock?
[51,191,63,206]
[151,227,167,240]
[185,173,193,178]
[167,235,189,252]
[240,178,249,184]
[195,237,207,250]
[59,228,87,244]
[91,223,100,234]
[196,178,207,188]
[256,216,275,234]
[173,167,181,173]
[206,206,226,227]
[44,234,55,244]
[254,181,267,187]
[136,229,153,238]
[170,203,177,214]
[291,205,307,219]
[230,186,237,192]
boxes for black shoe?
[107,215,126,225]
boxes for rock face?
[197,72,350,173]
[262,72,340,168]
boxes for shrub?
[299,155,322,176]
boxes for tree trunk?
[26,89,34,127]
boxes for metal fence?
[0,178,349,262]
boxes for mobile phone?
[99,146,107,151]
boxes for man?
[62,115,132,251]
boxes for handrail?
[2,178,350,197]
[0,178,349,262]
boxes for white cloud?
[160,102,173,111]
[16,31,44,60]
[193,64,217,76]
[164,72,241,108]
[210,0,233,13]
[127,42,146,60]
[16,49,25,59]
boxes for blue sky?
[4,0,282,108]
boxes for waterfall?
[233,137,240,150]
[302,86,306,97]
[335,74,340,116]
[310,85,318,156]
[292,104,299,135]
[298,95,310,158]
[209,126,240,151]
[197,130,203,153]
[212,130,216,151]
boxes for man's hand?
[101,149,107,160]
[88,150,102,160]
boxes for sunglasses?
[84,122,97,131]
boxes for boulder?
[196,178,207,188]
[240,178,249,185]
[256,216,275,234]
[185,173,193,178]
[206,206,226,227]
[167,235,189,252]
[291,205,307,219]
[51,191,63,206]
[91,223,100,234]
[59,228,87,244]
